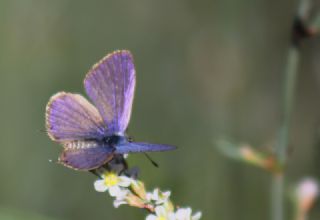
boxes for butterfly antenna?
[48,159,59,166]
[38,129,47,133]
[144,153,159,168]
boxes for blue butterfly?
[46,50,176,170]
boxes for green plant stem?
[272,174,285,220]
[276,47,300,163]
[271,46,300,220]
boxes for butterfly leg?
[102,154,128,174]
[89,169,102,178]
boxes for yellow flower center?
[156,217,166,220]
[104,172,119,187]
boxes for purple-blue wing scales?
[84,50,135,134]
[115,142,177,154]
[46,92,106,142]
[59,142,114,170]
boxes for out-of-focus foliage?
[1,0,320,220]
[0,207,57,220]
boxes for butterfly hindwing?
[59,141,114,170]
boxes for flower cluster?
[94,171,202,220]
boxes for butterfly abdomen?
[64,140,99,150]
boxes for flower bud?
[126,194,145,208]
[131,180,147,200]
[296,178,319,213]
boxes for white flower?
[175,207,202,220]
[113,189,130,208]
[146,206,175,220]
[146,188,171,205]
[94,171,132,197]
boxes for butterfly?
[45,50,176,171]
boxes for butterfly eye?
[103,137,111,143]
[104,135,123,145]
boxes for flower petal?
[94,180,108,192]
[145,214,157,220]
[168,213,176,220]
[146,192,153,201]
[109,185,122,197]
[192,212,202,220]
[118,176,132,187]
[116,189,129,199]
[155,206,167,216]
[162,191,171,199]
[155,190,171,205]
[175,207,192,220]
[113,199,127,208]
[152,188,160,200]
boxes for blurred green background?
[1,0,320,219]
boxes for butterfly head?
[103,135,127,147]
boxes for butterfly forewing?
[84,50,136,134]
[46,92,106,142]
